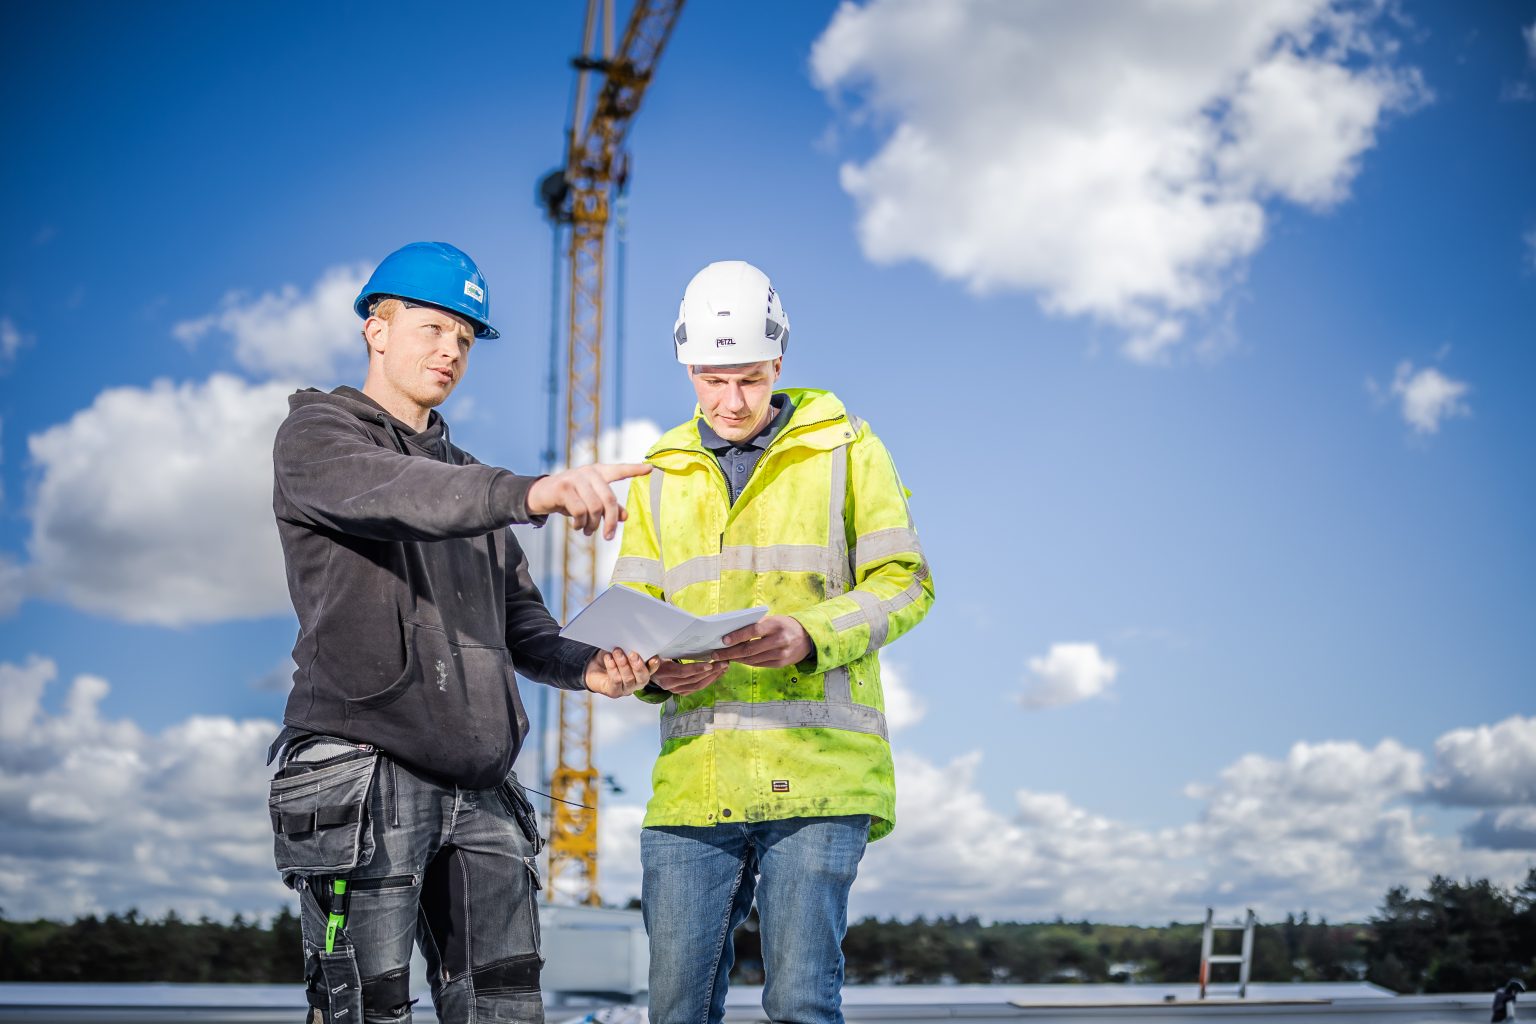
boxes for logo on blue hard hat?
[463,280,484,303]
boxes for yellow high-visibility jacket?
[611,388,934,841]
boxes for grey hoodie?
[272,386,593,789]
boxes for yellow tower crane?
[538,0,685,907]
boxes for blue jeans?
[271,735,545,1024]
[641,816,869,1024]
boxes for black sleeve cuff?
[490,471,549,527]
[554,639,598,690]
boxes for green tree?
[1367,874,1532,993]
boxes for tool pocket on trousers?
[317,947,364,1024]
[498,772,545,854]
[519,855,544,958]
[269,751,379,876]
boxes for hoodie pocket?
[348,620,511,712]
[342,620,519,785]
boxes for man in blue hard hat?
[267,241,654,1024]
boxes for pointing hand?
[527,463,651,540]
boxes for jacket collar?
[648,388,853,462]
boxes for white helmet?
[672,260,789,366]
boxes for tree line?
[2,872,1531,992]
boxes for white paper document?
[559,584,770,660]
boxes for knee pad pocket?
[362,966,413,1019]
[470,952,542,995]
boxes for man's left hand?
[712,615,813,669]
[585,648,661,697]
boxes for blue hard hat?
[354,241,501,340]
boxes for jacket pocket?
[269,752,379,876]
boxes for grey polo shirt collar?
[697,394,795,504]
[697,393,792,452]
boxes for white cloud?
[1195,738,1425,811]
[593,802,647,906]
[5,655,1532,923]
[0,655,54,742]
[0,548,19,619]
[1189,739,1432,902]
[594,692,663,749]
[23,374,293,625]
[1216,51,1414,208]
[173,264,369,381]
[1389,361,1470,434]
[857,725,1533,922]
[811,0,1426,361]
[858,750,1196,921]
[252,657,298,693]
[1020,642,1118,709]
[0,656,285,920]
[1524,20,1536,66]
[0,316,28,367]
[1429,715,1536,806]
[1183,739,1484,915]
[880,662,926,731]
[1462,807,1536,851]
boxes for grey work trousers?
[271,736,546,1024]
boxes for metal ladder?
[1199,907,1255,999]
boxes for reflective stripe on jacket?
[611,388,934,841]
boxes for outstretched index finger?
[596,462,653,482]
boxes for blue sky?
[1,0,1533,924]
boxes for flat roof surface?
[0,982,1496,1024]
[721,983,1399,1007]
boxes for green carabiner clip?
[324,879,348,953]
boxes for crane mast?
[542,0,685,907]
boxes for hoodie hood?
[291,386,450,458]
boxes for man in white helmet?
[611,260,935,1024]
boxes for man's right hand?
[649,658,729,696]
[527,463,651,540]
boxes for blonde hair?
[361,297,405,352]
[369,297,406,322]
